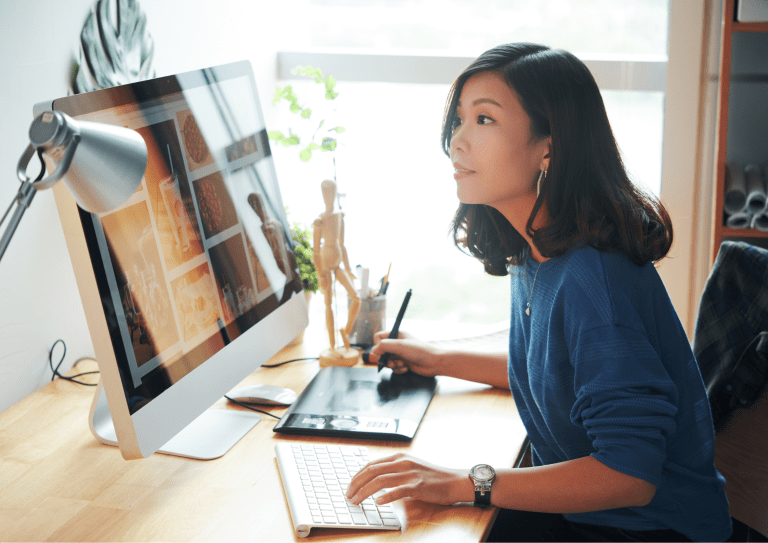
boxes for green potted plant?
[271,67,343,295]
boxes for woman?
[345,43,732,542]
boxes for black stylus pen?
[378,289,412,372]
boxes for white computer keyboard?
[275,443,402,538]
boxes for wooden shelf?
[711,0,768,262]
[720,227,768,239]
[733,22,768,32]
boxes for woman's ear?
[542,136,552,171]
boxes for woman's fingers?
[347,455,420,504]
[345,454,467,506]
[346,454,406,501]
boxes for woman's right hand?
[368,330,444,376]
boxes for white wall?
[0,0,286,413]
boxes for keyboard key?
[365,510,383,525]
[383,518,400,527]
[351,512,368,525]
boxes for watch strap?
[474,486,491,507]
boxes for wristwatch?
[469,464,496,507]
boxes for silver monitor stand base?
[89,380,261,460]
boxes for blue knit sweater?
[508,246,732,542]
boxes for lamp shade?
[27,111,147,214]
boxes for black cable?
[262,356,318,368]
[49,339,99,386]
[48,339,311,419]
[224,395,282,420]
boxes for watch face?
[472,464,495,482]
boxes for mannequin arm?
[340,213,355,278]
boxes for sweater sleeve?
[569,324,679,488]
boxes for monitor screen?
[48,61,307,459]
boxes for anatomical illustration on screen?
[101,201,180,367]
[137,120,204,271]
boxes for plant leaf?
[321,137,337,151]
[301,108,312,119]
[299,149,312,161]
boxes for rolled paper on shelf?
[726,210,754,229]
[724,161,747,214]
[745,163,766,213]
[753,211,768,231]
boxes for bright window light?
[266,0,669,328]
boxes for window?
[266,0,669,330]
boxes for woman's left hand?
[345,453,473,506]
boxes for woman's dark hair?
[442,43,673,275]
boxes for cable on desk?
[49,339,99,386]
[262,356,318,368]
[224,395,282,420]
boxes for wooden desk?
[0,327,526,542]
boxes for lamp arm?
[1,145,48,264]
[0,180,38,264]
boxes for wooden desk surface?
[0,326,526,542]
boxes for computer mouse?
[227,384,298,406]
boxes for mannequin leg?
[321,270,336,350]
[335,267,360,350]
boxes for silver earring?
[536,167,547,197]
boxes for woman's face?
[449,71,550,211]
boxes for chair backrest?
[714,384,768,538]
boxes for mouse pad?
[273,366,437,441]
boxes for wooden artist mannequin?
[313,179,361,366]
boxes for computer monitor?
[43,61,307,460]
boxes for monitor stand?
[88,380,261,460]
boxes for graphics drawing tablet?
[273,366,437,441]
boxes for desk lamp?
[0,111,147,262]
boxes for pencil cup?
[349,294,386,346]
